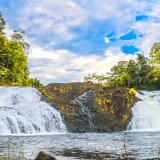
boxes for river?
[1,87,160,159]
[0,131,160,159]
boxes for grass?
[0,139,26,160]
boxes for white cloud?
[14,0,139,46]
[17,0,86,43]
[105,50,113,57]
[11,0,160,54]
[104,37,110,44]
[28,46,135,85]
[4,25,13,39]
[3,0,160,84]
[29,47,59,60]
[131,20,160,56]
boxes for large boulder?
[35,151,57,160]
[39,82,137,132]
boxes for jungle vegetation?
[0,12,42,87]
[84,43,160,90]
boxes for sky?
[1,0,160,85]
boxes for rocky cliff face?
[40,82,137,132]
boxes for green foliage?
[0,12,42,86]
[27,78,44,87]
[11,29,30,56]
[0,32,29,86]
[106,53,156,90]
[84,73,107,85]
[149,42,160,65]
[84,42,160,90]
[147,42,160,89]
[0,11,5,35]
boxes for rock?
[35,151,57,160]
[40,82,137,133]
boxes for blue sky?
[1,0,160,85]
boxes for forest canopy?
[0,12,42,87]
[84,43,160,90]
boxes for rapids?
[0,87,66,135]
[128,91,160,131]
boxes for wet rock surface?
[35,151,57,160]
[41,82,137,132]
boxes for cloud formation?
[28,46,136,85]
[14,0,160,54]
[1,0,160,84]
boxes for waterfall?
[128,91,160,131]
[0,87,66,135]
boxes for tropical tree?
[84,42,160,90]
[0,11,5,35]
[0,11,43,86]
[149,42,160,65]
[11,29,30,56]
[136,53,151,89]
[147,42,160,89]
[84,72,106,85]
[0,12,30,86]
[107,61,129,87]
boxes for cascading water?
[0,87,66,135]
[128,91,160,131]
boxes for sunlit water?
[1,88,160,159]
[128,91,160,131]
[0,131,160,160]
[0,87,66,134]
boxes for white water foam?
[128,91,160,131]
[0,87,66,135]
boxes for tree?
[0,13,29,85]
[107,61,129,87]
[136,53,151,88]
[126,60,137,87]
[84,43,160,90]
[84,73,106,85]
[0,11,5,35]
[0,12,43,86]
[149,42,160,65]
[147,42,160,89]
[0,34,10,82]
[27,78,44,87]
[8,40,29,85]
[0,34,29,85]
[11,29,30,55]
